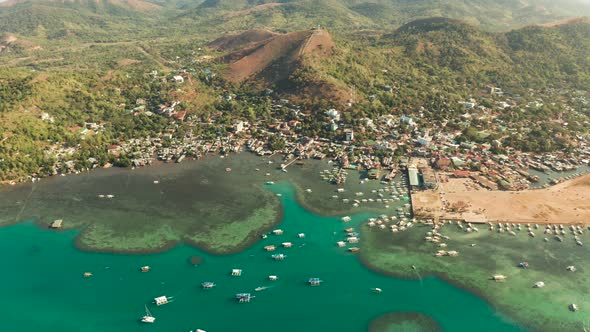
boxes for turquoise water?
[1,183,524,332]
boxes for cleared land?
[413,173,590,224]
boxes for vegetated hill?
[0,0,161,11]
[189,0,590,32]
[183,0,372,33]
[340,0,590,31]
[378,17,590,88]
[384,17,512,72]
[0,0,165,42]
[214,28,350,103]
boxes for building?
[325,109,340,121]
[400,115,416,127]
[408,165,420,187]
[344,129,354,142]
[236,121,246,133]
[417,136,432,146]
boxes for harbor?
[0,184,525,332]
[1,152,589,331]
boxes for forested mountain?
[2,0,590,41]
[0,0,590,181]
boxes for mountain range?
[1,0,590,43]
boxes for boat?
[254,286,269,292]
[341,216,351,222]
[308,278,323,286]
[83,272,93,278]
[231,269,242,276]
[201,282,216,289]
[106,194,114,198]
[268,275,278,281]
[271,254,287,260]
[491,275,506,282]
[140,266,150,272]
[518,262,529,268]
[236,293,255,303]
[348,247,360,253]
[264,245,276,251]
[154,295,172,306]
[140,305,156,323]
[261,234,268,239]
[153,180,159,184]
[533,281,545,288]
[265,181,275,185]
[98,194,105,198]
[225,168,232,172]
[372,288,382,293]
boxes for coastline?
[358,222,589,332]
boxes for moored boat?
[154,295,172,306]
[308,278,322,286]
[201,282,216,289]
[140,305,155,323]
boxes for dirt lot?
[412,174,590,224]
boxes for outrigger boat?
[140,305,155,323]
[308,278,323,286]
[201,282,216,289]
[154,295,173,306]
[236,293,255,303]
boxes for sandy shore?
[413,173,590,224]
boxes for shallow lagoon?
[0,153,392,253]
[0,184,523,332]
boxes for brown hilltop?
[213,28,335,84]
[210,28,350,104]
[208,29,279,52]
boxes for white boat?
[140,305,155,323]
[154,295,172,306]
[372,288,382,293]
[106,194,115,198]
